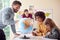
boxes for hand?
[14,33,20,38]
[46,32,50,36]
[15,33,20,35]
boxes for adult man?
[0,1,22,35]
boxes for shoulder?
[5,7,12,11]
[52,27,59,31]
[3,7,11,10]
[1,7,12,12]
[5,7,11,9]
[52,27,59,34]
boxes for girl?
[45,18,60,40]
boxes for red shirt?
[22,13,33,19]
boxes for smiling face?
[12,1,22,13]
[24,9,29,16]
[46,24,51,31]
[12,4,21,13]
[35,11,46,23]
[35,16,43,23]
[24,11,28,14]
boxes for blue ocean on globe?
[18,18,33,34]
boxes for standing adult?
[0,1,22,35]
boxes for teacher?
[0,1,22,35]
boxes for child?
[45,18,60,40]
[32,11,47,36]
[22,9,33,19]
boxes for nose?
[16,6,20,10]
[36,19,39,21]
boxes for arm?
[11,24,16,34]
[11,23,20,36]
[45,28,59,39]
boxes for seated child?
[22,9,33,19]
[32,11,47,36]
[45,18,60,39]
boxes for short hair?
[35,11,46,21]
[24,9,28,12]
[12,1,22,6]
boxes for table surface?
[13,34,57,40]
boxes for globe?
[18,18,33,39]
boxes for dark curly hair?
[35,11,46,21]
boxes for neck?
[38,22,43,25]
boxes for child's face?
[35,16,43,22]
[25,11,28,14]
[46,24,51,31]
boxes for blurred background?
[0,0,60,40]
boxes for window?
[0,0,10,40]
[0,0,3,9]
[0,0,10,9]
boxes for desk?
[13,35,57,40]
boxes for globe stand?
[20,35,30,39]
